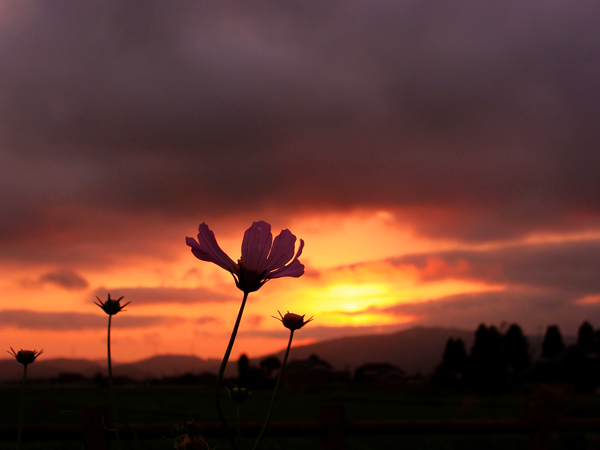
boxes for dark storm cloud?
[92,286,238,305]
[0,309,181,330]
[20,268,90,290]
[388,238,600,296]
[379,290,600,335]
[39,269,90,290]
[2,0,600,266]
[327,289,599,335]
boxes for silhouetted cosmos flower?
[186,221,304,293]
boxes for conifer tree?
[504,324,530,372]
[577,321,594,353]
[542,325,565,359]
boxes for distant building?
[354,363,405,386]
[283,354,350,388]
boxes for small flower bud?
[226,384,252,404]
[7,348,43,366]
[94,293,130,315]
[176,419,209,450]
[273,310,313,331]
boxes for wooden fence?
[1,404,600,449]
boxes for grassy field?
[1,385,599,449]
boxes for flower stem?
[236,403,241,449]
[107,314,122,446]
[16,364,27,450]
[216,291,249,450]
[252,329,294,450]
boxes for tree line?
[433,321,600,393]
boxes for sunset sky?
[2,1,600,363]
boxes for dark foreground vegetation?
[2,385,600,449]
[433,321,600,394]
[3,321,600,449]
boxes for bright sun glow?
[325,284,388,304]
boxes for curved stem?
[16,364,27,450]
[252,329,294,450]
[216,291,249,450]
[107,315,122,445]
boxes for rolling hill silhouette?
[269,326,474,375]
[0,326,477,381]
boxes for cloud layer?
[1,2,599,358]
[1,0,600,269]
[332,238,600,332]
[92,286,238,305]
[0,309,181,330]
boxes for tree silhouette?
[504,324,530,373]
[432,337,468,389]
[443,338,468,373]
[259,356,281,379]
[468,324,506,392]
[308,354,332,369]
[542,325,565,359]
[577,321,594,353]
[238,354,251,384]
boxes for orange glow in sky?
[1,210,515,363]
[1,2,599,371]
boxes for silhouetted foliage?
[93,372,108,387]
[577,321,594,353]
[542,325,565,359]
[504,324,530,373]
[443,338,468,371]
[259,356,281,379]
[237,353,263,387]
[158,372,217,386]
[467,324,506,393]
[560,322,600,394]
[593,329,600,353]
[431,321,600,394]
[308,354,332,369]
[238,354,251,383]
[432,337,468,390]
[55,372,87,384]
[354,363,404,384]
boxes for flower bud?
[226,384,252,404]
[7,348,43,366]
[176,419,209,450]
[273,310,313,331]
[94,293,130,315]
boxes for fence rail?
[1,405,600,449]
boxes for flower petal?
[270,239,305,278]
[186,223,238,273]
[241,221,272,272]
[263,229,297,273]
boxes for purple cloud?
[387,239,600,295]
[39,269,89,290]
[0,309,181,330]
[0,0,598,270]
[91,286,238,305]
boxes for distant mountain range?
[0,326,567,382]
[0,355,223,383]
[270,326,474,375]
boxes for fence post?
[82,405,110,450]
[320,404,345,450]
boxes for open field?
[2,386,600,449]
